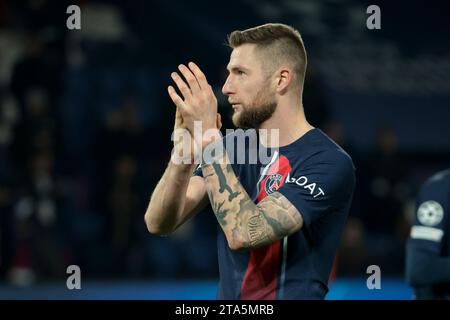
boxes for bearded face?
[232,80,277,129]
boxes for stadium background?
[0,0,449,299]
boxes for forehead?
[226,43,261,71]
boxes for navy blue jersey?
[194,128,355,299]
[406,169,450,299]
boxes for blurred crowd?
[0,0,449,286]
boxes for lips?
[229,100,242,112]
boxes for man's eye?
[237,70,245,75]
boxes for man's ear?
[276,68,292,93]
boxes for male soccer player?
[145,23,355,299]
[406,169,450,299]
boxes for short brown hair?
[227,23,307,91]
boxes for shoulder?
[411,170,450,239]
[300,130,355,174]
[417,169,450,212]
[421,169,450,192]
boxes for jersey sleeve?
[276,149,356,227]
[406,173,450,288]
[408,177,449,254]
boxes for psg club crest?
[264,173,284,194]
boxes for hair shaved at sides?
[227,23,307,93]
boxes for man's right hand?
[172,106,222,165]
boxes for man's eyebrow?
[226,65,250,72]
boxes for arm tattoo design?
[202,148,303,249]
[211,162,241,201]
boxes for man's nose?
[222,76,233,95]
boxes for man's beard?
[232,86,277,129]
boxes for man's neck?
[258,101,314,148]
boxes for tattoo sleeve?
[201,145,303,250]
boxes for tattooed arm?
[202,145,303,250]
